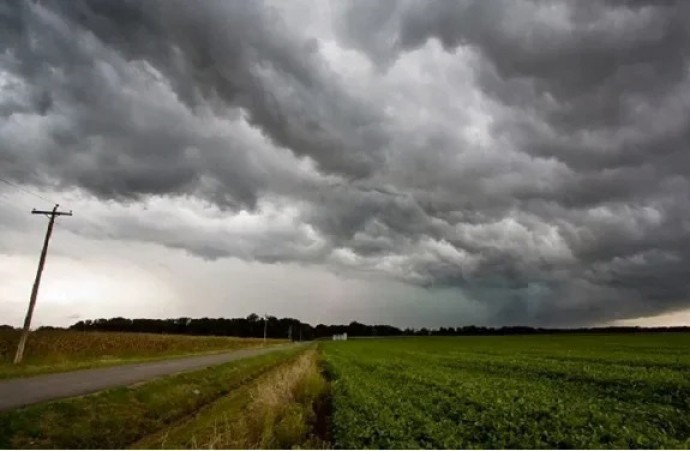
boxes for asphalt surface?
[0,343,297,411]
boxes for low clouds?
[2,0,690,326]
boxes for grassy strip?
[134,347,330,449]
[0,347,303,449]
[0,330,283,379]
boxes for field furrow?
[323,334,690,449]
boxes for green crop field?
[322,334,690,449]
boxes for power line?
[0,176,60,206]
[0,185,35,204]
[0,199,33,215]
[0,189,38,214]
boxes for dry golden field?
[0,329,283,378]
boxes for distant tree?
[66,316,690,339]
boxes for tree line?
[41,315,690,340]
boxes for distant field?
[0,329,283,378]
[323,334,690,449]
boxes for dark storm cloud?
[0,0,386,201]
[334,0,690,324]
[3,0,690,326]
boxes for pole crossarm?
[32,209,72,216]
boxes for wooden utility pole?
[263,314,268,344]
[14,204,72,364]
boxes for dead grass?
[135,347,330,449]
[209,348,329,449]
[214,348,327,449]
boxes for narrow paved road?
[0,344,298,411]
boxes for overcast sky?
[2,0,690,329]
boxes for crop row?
[323,335,690,449]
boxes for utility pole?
[14,204,72,364]
[263,314,268,344]
[288,325,292,342]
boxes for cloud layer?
[2,0,690,326]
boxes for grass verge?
[134,347,331,449]
[0,346,303,449]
